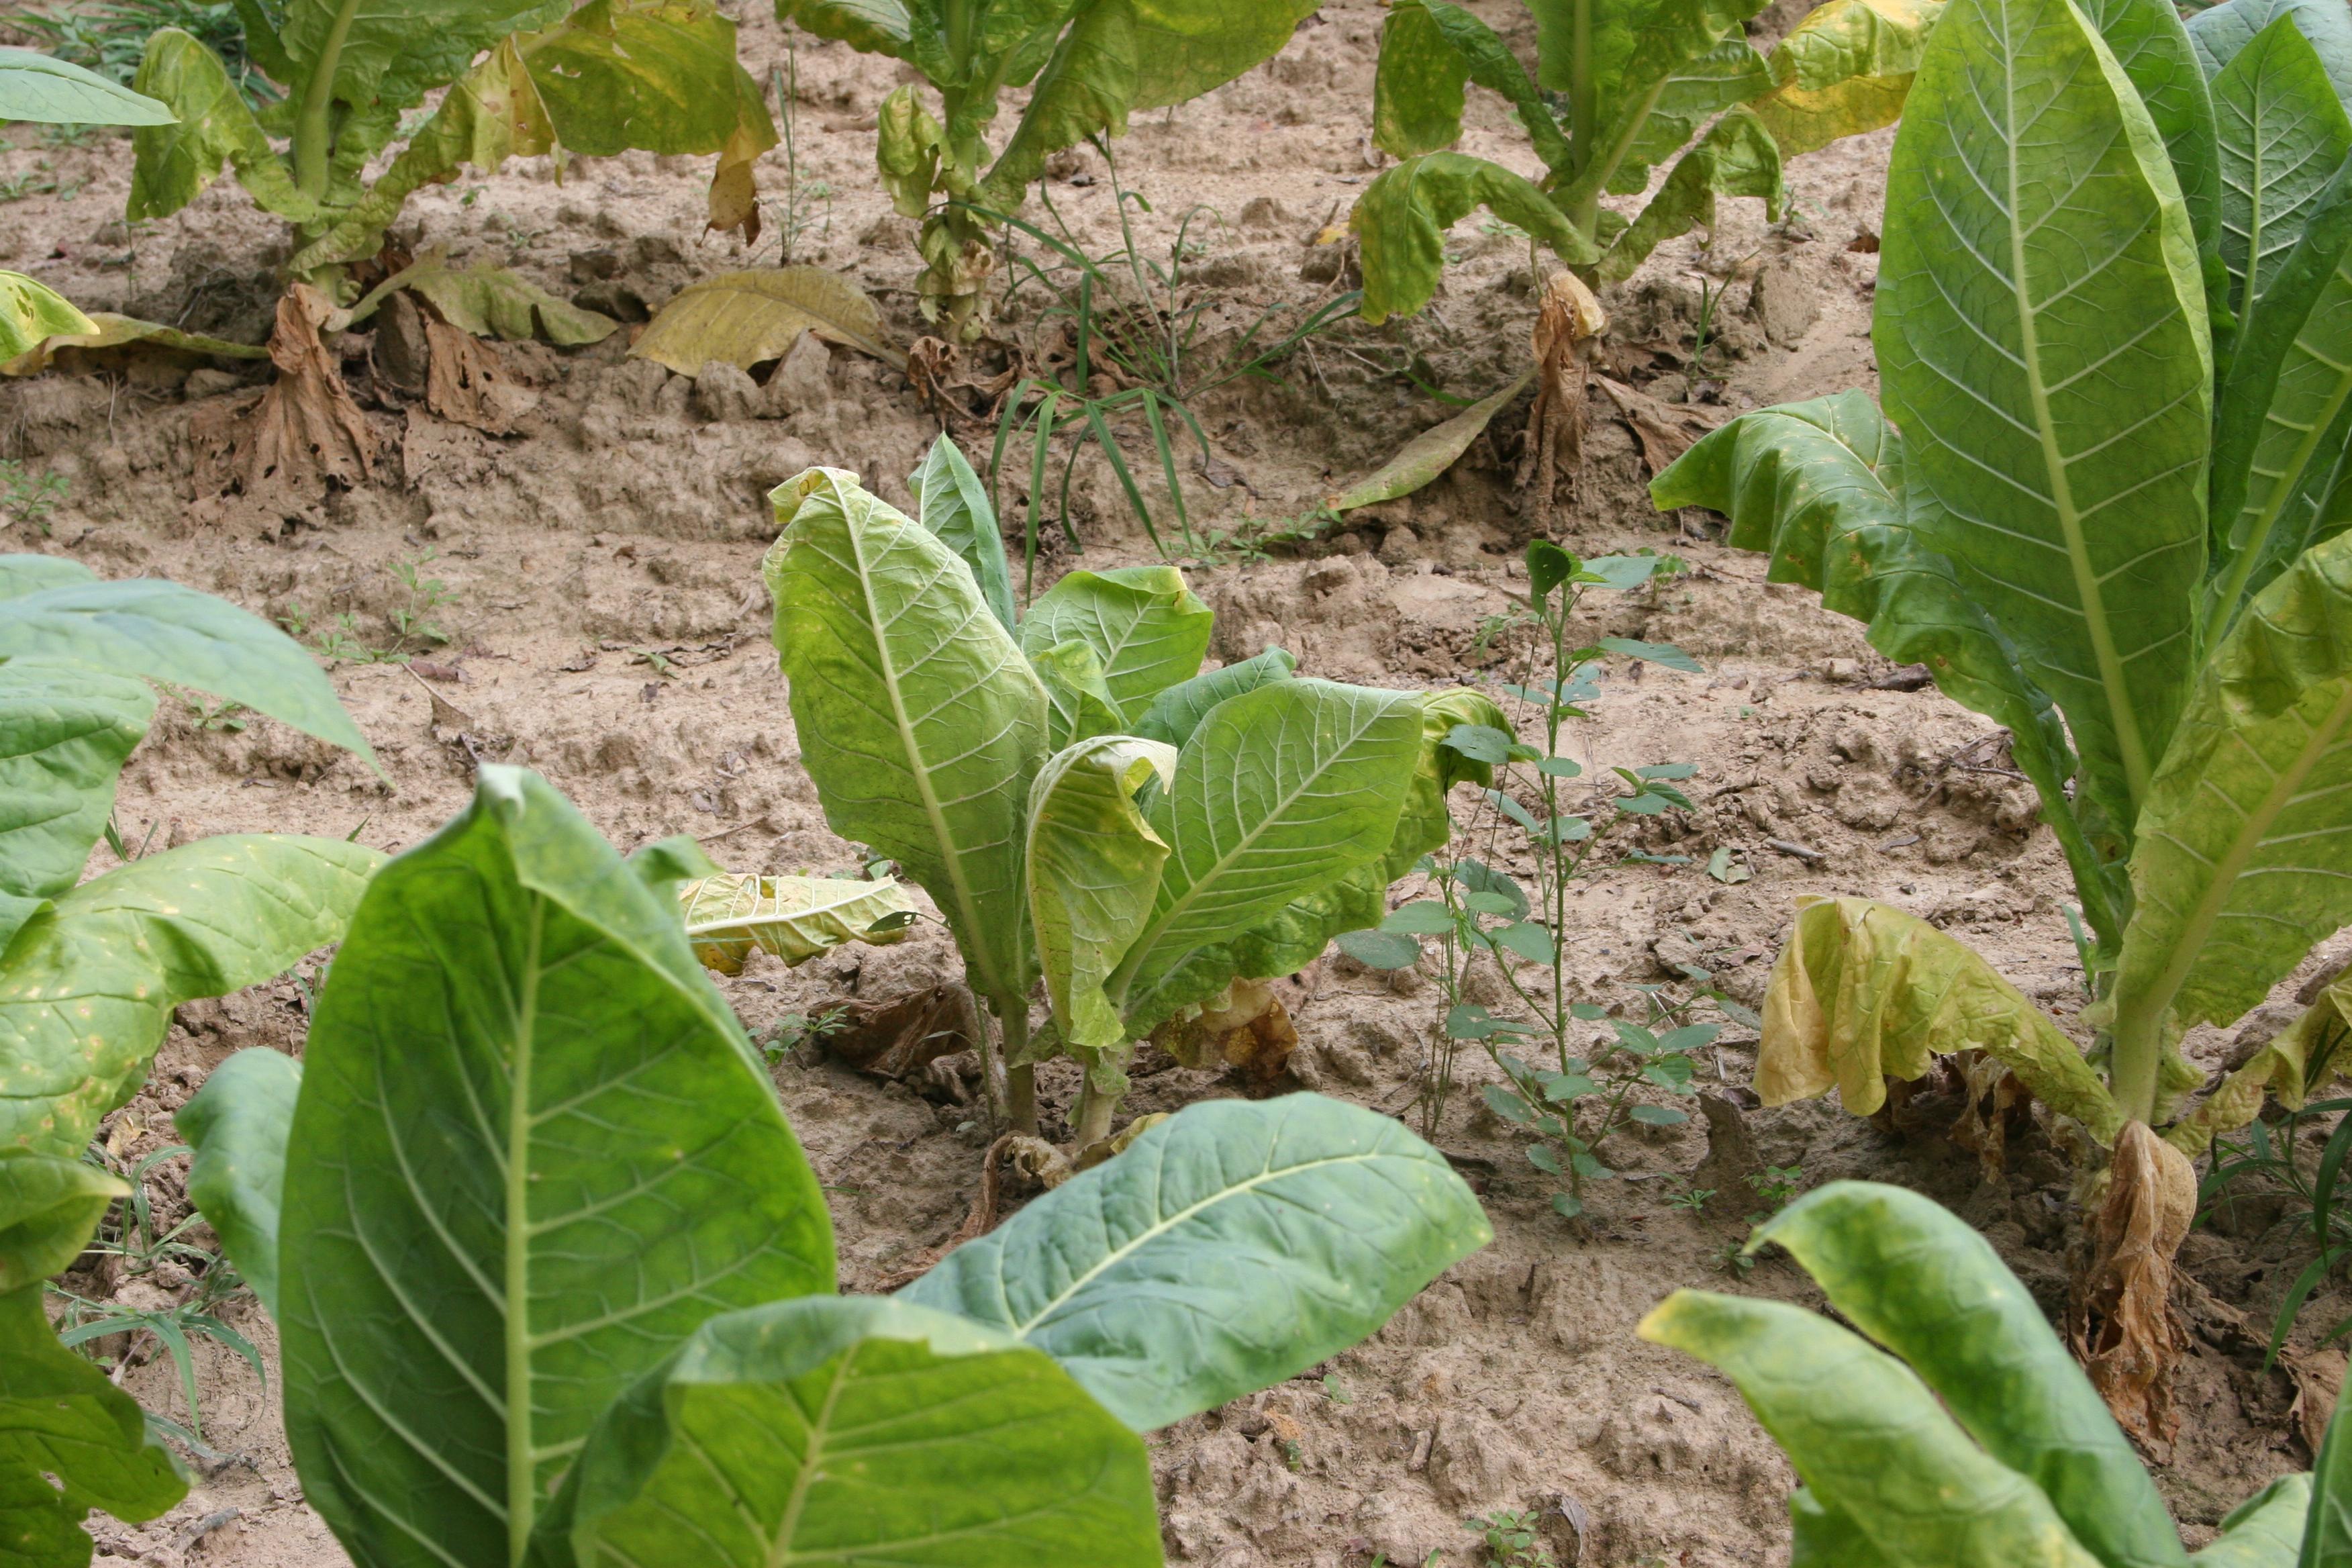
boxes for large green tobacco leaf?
[912,434,1014,632]
[1789,1489,1900,1567]
[1606,39,1775,199]
[766,468,1047,1008]
[1640,1287,2110,1565]
[1027,736,1176,1057]
[0,663,152,946]
[981,0,1136,206]
[1132,647,1295,747]
[903,1095,1490,1432]
[1600,105,1784,283]
[0,835,380,1161]
[2189,1476,2309,1565]
[178,1048,299,1318]
[1219,686,1502,985]
[1755,1183,2186,1568]
[1877,0,2211,832]
[0,49,172,124]
[1372,0,1469,158]
[1653,394,2126,936]
[0,1285,187,1568]
[548,1297,1161,1568]
[2191,0,2352,107]
[2210,15,2351,351]
[127,30,320,224]
[1353,153,1598,324]
[2077,0,2224,261]
[675,871,916,971]
[0,560,372,762]
[1017,567,1211,722]
[1114,680,1423,1032]
[279,768,833,1568]
[1761,897,2124,1140]
[0,1155,124,1292]
[1751,0,1945,157]
[2208,159,2352,628]
[0,275,95,364]
[2112,534,2352,1077]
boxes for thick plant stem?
[2108,1020,2161,1128]
[291,0,363,199]
[997,996,1038,1135]
[1071,1075,1116,1149]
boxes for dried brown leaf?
[200,283,375,505]
[823,983,983,1081]
[2069,1121,2196,1453]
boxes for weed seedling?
[758,1006,850,1066]
[1467,1510,1557,1568]
[0,460,68,533]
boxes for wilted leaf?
[823,983,985,1079]
[128,28,320,224]
[1149,977,1300,1085]
[1352,153,1598,324]
[2069,1122,2197,1449]
[1759,895,2122,1141]
[203,283,374,503]
[1600,107,1785,283]
[344,252,616,346]
[1751,0,1946,156]
[0,273,98,366]
[1028,736,1177,1055]
[1329,373,1533,511]
[677,872,916,973]
[633,267,897,374]
[1,309,270,376]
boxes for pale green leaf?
[1130,0,1320,111]
[0,274,93,366]
[979,0,1135,207]
[127,30,319,224]
[2190,0,2352,107]
[1752,0,1945,157]
[0,835,381,1161]
[279,767,834,1568]
[765,468,1047,1008]
[2211,13,2347,340]
[344,253,617,345]
[0,1155,124,1293]
[912,433,1014,632]
[1877,0,2211,831]
[0,48,173,124]
[1328,372,1536,511]
[1028,736,1176,1053]
[1352,154,1597,325]
[0,663,152,924]
[1606,38,1775,198]
[1018,566,1211,722]
[0,568,374,763]
[2077,0,2224,262]
[273,0,565,131]
[2113,534,2352,1072]
[1651,393,2123,939]
[177,1047,299,1318]
[1132,646,1296,747]
[0,311,271,377]
[772,0,914,64]
[1373,0,1468,158]
[526,0,765,158]
[1114,680,1424,1032]
[1420,0,1573,174]
[0,1285,186,1568]
[2188,1475,2309,1565]
[676,871,916,973]
[1031,639,1127,752]
[1759,895,2122,1140]
[903,1094,1491,1431]
[1753,1181,2186,1568]
[1639,1288,2108,1566]
[550,1296,1161,1568]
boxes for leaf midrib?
[503,895,544,1568]
[1999,21,2155,808]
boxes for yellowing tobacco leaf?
[678,872,917,973]
[632,266,898,374]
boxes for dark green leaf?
[1334,928,1422,969]
[1373,0,1468,158]
[0,1154,123,1293]
[1444,722,1517,765]
[178,1048,299,1318]
[1528,540,1578,599]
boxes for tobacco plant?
[766,440,1504,1140]
[1646,1179,2347,1567]
[0,558,379,1566]
[128,0,774,308]
[776,0,1320,337]
[0,49,174,356]
[168,766,1492,1568]
[1652,0,2352,1424]
[1353,0,1945,320]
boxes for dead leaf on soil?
[2069,1121,2196,1453]
[196,283,375,503]
[424,319,538,434]
[631,266,901,375]
[1947,1050,2032,1182]
[340,250,617,346]
[1327,370,1534,513]
[1518,271,1608,519]
[1151,977,1300,1088]
[706,119,769,246]
[2289,1347,2346,1455]
[823,983,985,1080]
[1596,374,1722,477]
[2,312,270,377]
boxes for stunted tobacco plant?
[1646,1179,2350,1565]
[128,0,774,312]
[1651,0,2352,1432]
[1351,0,1945,320]
[775,0,1321,338]
[0,556,380,1563]
[164,767,1491,1568]
[765,436,1506,1140]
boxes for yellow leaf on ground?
[632,266,901,375]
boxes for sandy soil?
[4,1,2343,1564]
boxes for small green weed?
[282,549,455,665]
[758,1006,850,1065]
[0,460,68,533]
[1467,1510,1556,1568]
